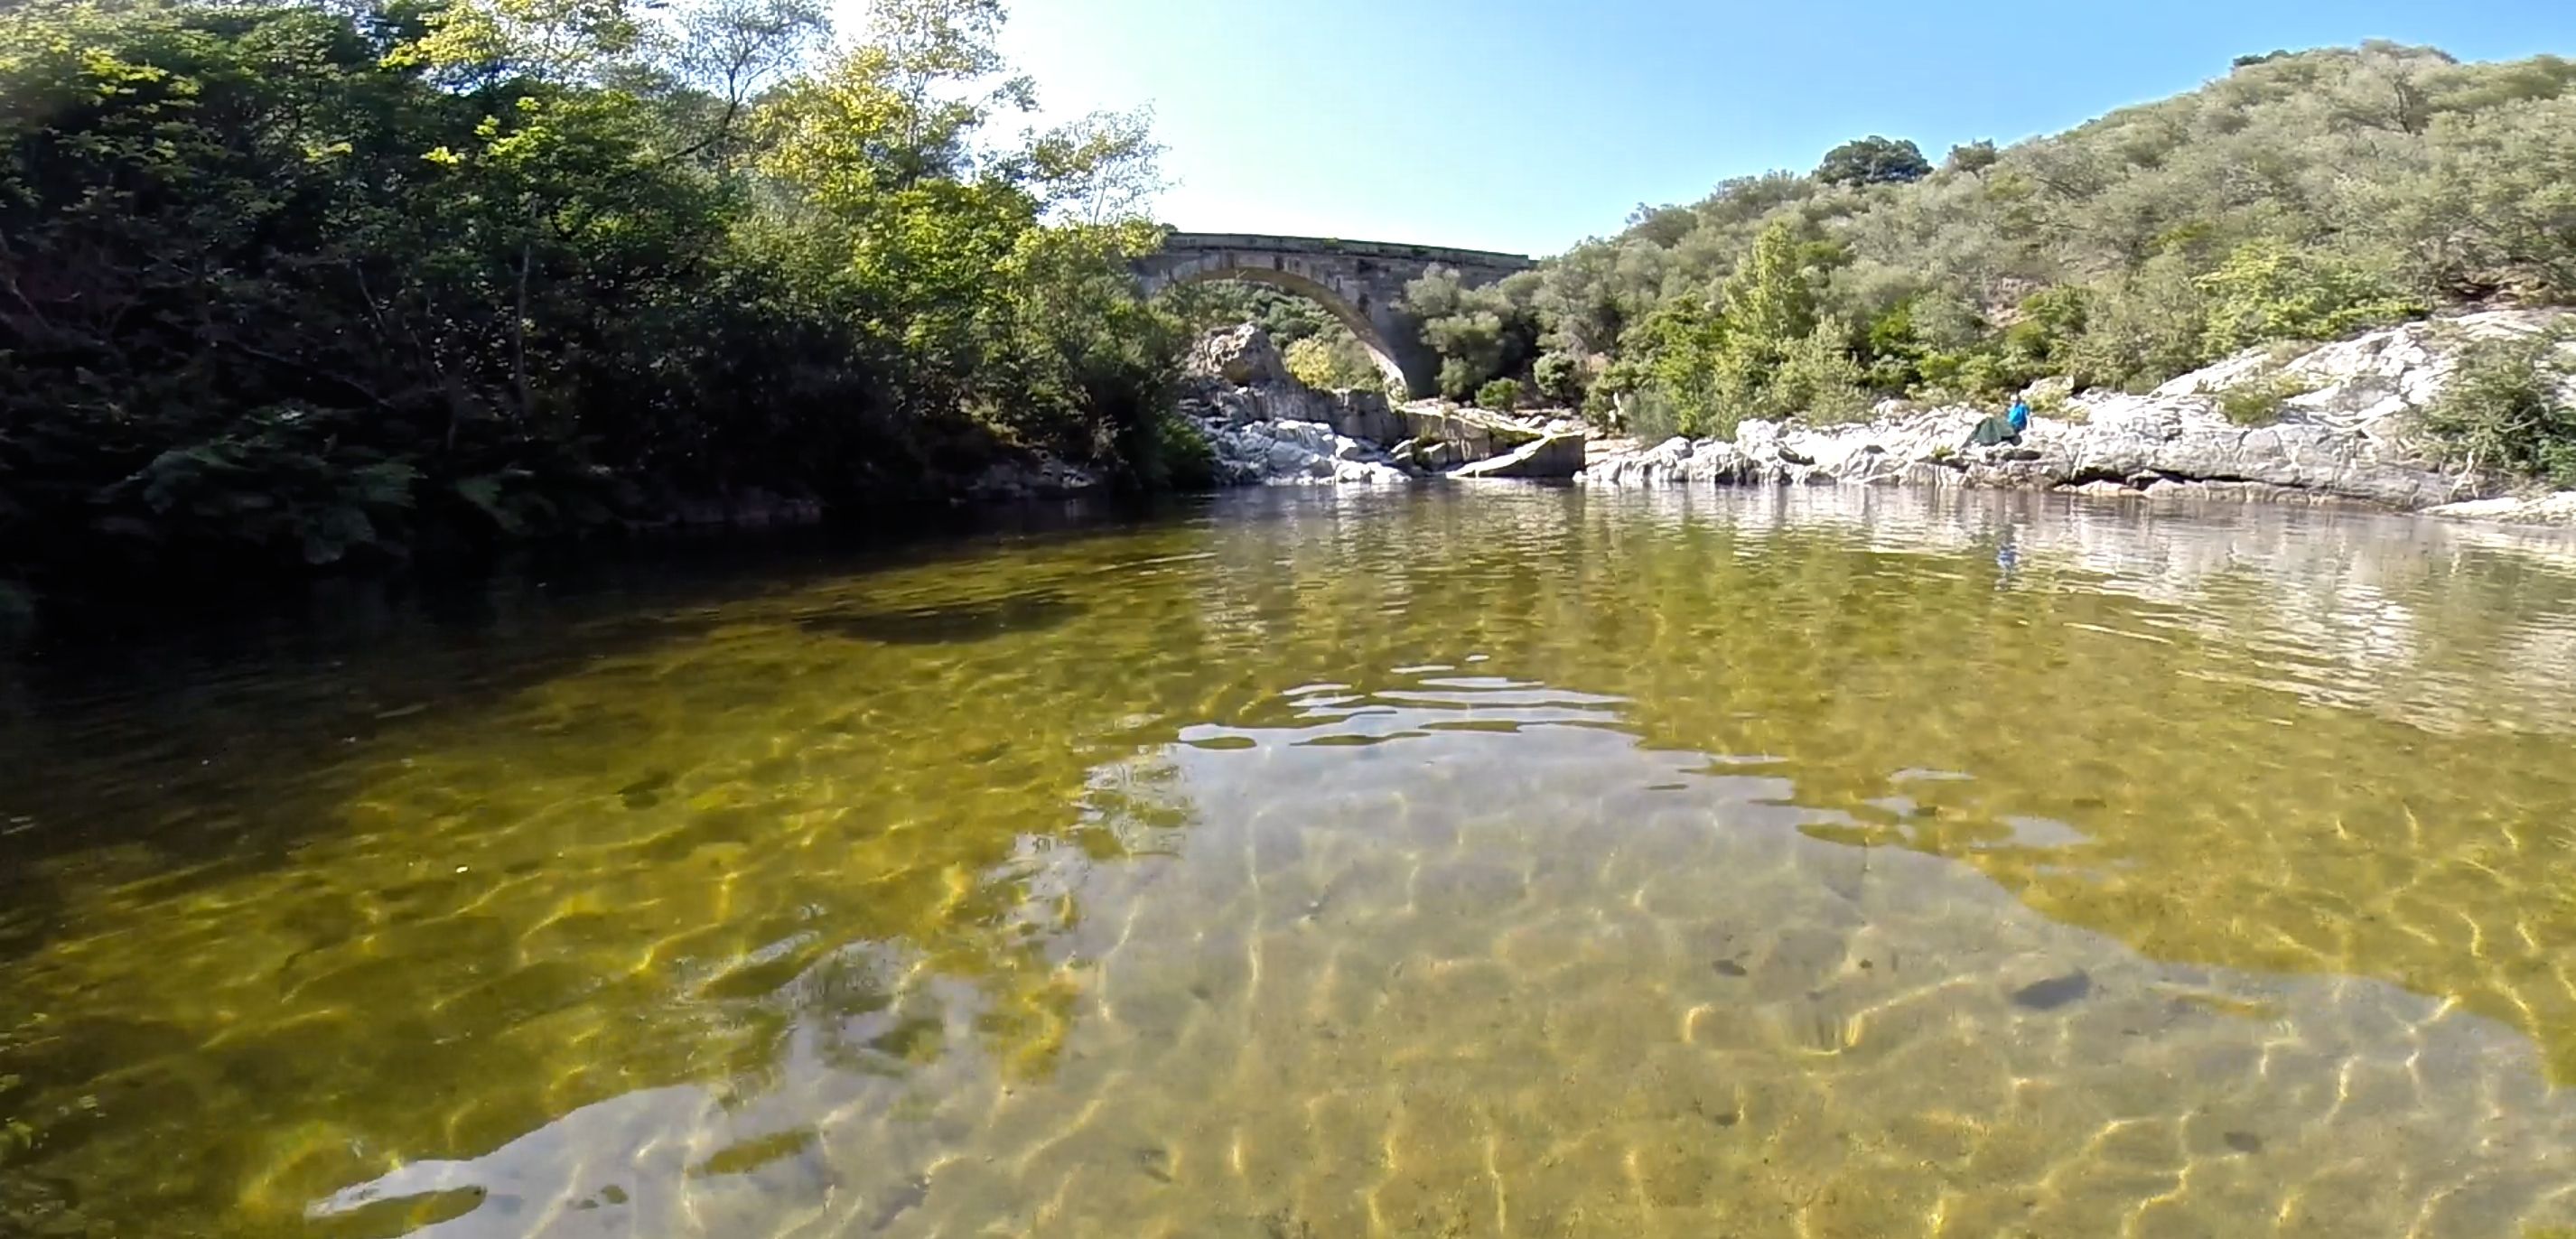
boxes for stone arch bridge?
[1133,232,1534,398]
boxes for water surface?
[5,488,2575,1238]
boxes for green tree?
[1508,41,2576,416]
[1532,352,1584,405]
[1614,298,1730,436]
[2196,238,2426,354]
[1406,267,1541,401]
[1944,140,2000,176]
[1284,335,1386,391]
[0,0,1191,626]
[1815,135,1931,186]
[1706,219,1834,417]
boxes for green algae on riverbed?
[3,487,2574,1238]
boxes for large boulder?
[1186,323,1290,387]
[1394,404,1545,462]
[1319,387,1409,446]
[1453,432,1587,480]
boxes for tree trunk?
[513,222,535,423]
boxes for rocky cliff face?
[1584,310,2573,510]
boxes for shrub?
[1283,334,1382,391]
[1580,385,1618,427]
[2215,371,2318,425]
[1476,377,1526,411]
[1132,409,1217,491]
[2422,333,2576,486]
[2197,239,2427,355]
[1533,352,1584,405]
[1776,319,1872,423]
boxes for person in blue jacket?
[1966,396,2030,448]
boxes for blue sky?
[974,0,2576,256]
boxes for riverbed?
[4,488,2573,1238]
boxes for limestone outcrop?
[1582,310,2571,509]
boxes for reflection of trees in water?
[0,557,1218,1237]
[12,485,2576,1236]
[1190,487,2576,1085]
[1545,490,2576,1084]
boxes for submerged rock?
[2010,970,2094,1011]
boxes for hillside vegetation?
[0,0,1190,625]
[1403,42,2576,446]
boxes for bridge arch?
[1151,263,1414,396]
[1133,233,1534,400]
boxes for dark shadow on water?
[0,496,1212,966]
[797,591,1084,645]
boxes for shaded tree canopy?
[0,0,1192,620]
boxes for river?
[4,487,2574,1238]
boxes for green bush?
[1533,352,1584,405]
[1776,319,1872,423]
[1580,385,1618,427]
[2214,371,2318,426]
[2197,239,2427,355]
[1283,334,1383,391]
[1476,377,1526,411]
[2422,333,2576,486]
[1134,410,1217,491]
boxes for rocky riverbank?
[1582,310,2576,513]
[1175,325,1589,485]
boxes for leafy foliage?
[1475,378,1524,411]
[1531,352,1583,405]
[1283,335,1384,392]
[2196,239,2426,354]
[0,0,1182,612]
[1405,42,2576,443]
[2422,332,2576,486]
[2214,371,2317,426]
[1945,140,2000,175]
[1815,135,1931,186]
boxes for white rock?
[1577,311,2575,512]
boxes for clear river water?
[4,487,2575,1239]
